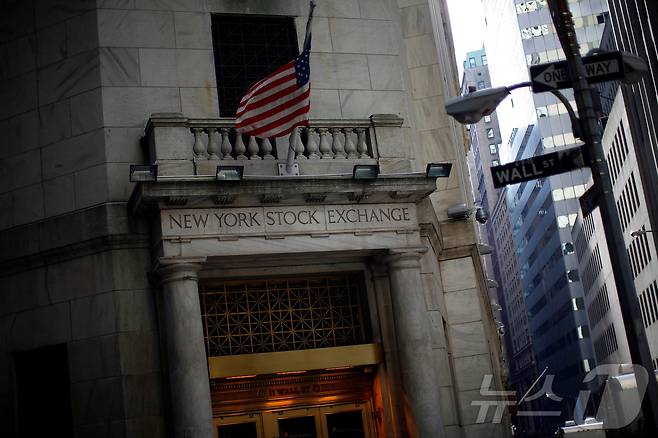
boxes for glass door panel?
[263,408,322,438]
[278,416,318,438]
[325,411,365,438]
[319,403,373,438]
[215,414,263,438]
[218,422,258,438]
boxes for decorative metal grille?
[211,14,300,117]
[200,275,369,357]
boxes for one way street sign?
[529,52,624,92]
[491,146,588,188]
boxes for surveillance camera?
[447,203,470,220]
[475,207,489,224]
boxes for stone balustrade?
[188,119,374,161]
[145,113,405,177]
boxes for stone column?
[385,248,444,437]
[157,258,214,438]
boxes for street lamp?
[446,81,581,138]
[445,82,531,124]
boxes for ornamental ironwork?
[200,274,369,357]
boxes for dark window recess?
[211,14,300,116]
[218,422,258,438]
[14,344,73,438]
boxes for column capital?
[154,257,207,284]
[385,247,428,270]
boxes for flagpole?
[285,1,316,174]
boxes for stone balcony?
[145,113,408,178]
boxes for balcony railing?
[144,113,404,177]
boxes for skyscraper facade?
[481,0,606,414]
[572,18,658,369]
[605,0,658,257]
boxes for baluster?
[295,127,306,159]
[192,128,206,160]
[344,128,357,158]
[331,127,346,158]
[261,137,275,159]
[247,135,261,159]
[206,128,220,160]
[234,132,247,160]
[306,127,320,159]
[220,128,234,159]
[318,128,332,159]
[355,127,369,158]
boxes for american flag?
[235,3,315,139]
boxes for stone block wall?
[0,1,105,229]
[0,203,159,437]
[440,255,507,437]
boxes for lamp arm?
[507,81,532,92]
[549,89,581,139]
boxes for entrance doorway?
[203,273,382,438]
[216,401,374,438]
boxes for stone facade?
[0,1,509,437]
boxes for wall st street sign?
[491,146,588,188]
[529,51,624,92]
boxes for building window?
[557,213,576,226]
[567,270,580,283]
[492,159,500,167]
[562,242,575,254]
[477,80,486,90]
[481,54,488,65]
[14,344,74,437]
[489,143,497,154]
[484,115,492,123]
[469,57,476,67]
[212,14,299,116]
[486,128,495,139]
[583,358,593,372]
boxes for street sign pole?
[548,0,658,435]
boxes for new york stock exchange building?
[0,1,509,437]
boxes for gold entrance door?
[262,402,374,438]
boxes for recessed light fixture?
[216,165,244,181]
[129,164,157,182]
[426,162,453,178]
[352,164,379,180]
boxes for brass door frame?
[213,401,376,438]
[263,401,375,438]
